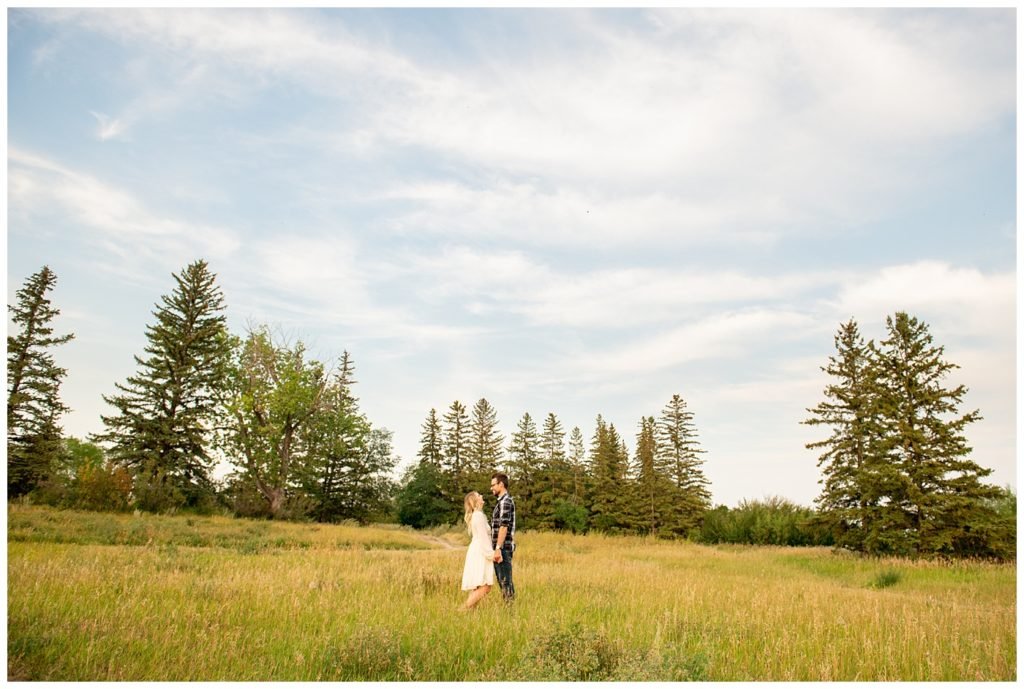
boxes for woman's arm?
[472,512,494,559]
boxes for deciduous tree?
[219,327,330,518]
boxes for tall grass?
[7,504,1016,681]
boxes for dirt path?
[420,535,459,551]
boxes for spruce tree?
[400,407,453,526]
[395,459,453,528]
[870,312,1000,555]
[506,411,541,528]
[418,408,444,466]
[588,416,630,533]
[803,319,881,551]
[95,260,230,509]
[300,352,397,523]
[442,400,471,498]
[656,394,711,534]
[567,425,588,506]
[7,266,75,496]
[466,398,504,490]
[632,416,664,535]
[534,412,573,529]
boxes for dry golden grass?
[7,504,1016,680]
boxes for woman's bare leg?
[462,584,491,609]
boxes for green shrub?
[520,623,708,681]
[394,461,453,528]
[870,569,902,589]
[551,499,589,534]
[132,464,186,514]
[73,463,133,512]
[525,623,622,680]
[696,497,833,547]
[318,627,414,681]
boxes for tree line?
[7,262,1015,559]
[8,262,396,522]
[395,395,711,537]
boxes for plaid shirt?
[491,492,515,551]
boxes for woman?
[460,491,495,610]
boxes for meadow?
[7,504,1016,681]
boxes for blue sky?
[7,8,1016,507]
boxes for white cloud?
[381,181,783,248]
[571,308,814,376]
[33,9,1015,247]
[8,148,241,280]
[405,244,842,328]
[37,8,427,133]
[830,261,1015,342]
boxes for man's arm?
[493,499,510,561]
[494,526,507,562]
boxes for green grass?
[7,504,1016,681]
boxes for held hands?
[493,550,503,563]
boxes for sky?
[6,8,1017,508]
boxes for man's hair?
[491,472,509,490]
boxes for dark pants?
[494,546,515,601]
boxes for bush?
[551,499,588,534]
[696,497,833,547]
[30,474,72,507]
[73,463,133,512]
[133,464,186,513]
[318,626,414,681]
[524,623,623,681]
[394,461,453,528]
[518,623,708,681]
[870,569,902,589]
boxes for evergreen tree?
[418,408,444,466]
[534,412,574,529]
[803,319,881,551]
[300,353,397,523]
[466,398,504,490]
[94,260,230,509]
[7,266,74,496]
[395,459,453,528]
[656,394,711,534]
[506,411,541,528]
[588,416,631,533]
[869,312,1000,555]
[567,425,589,506]
[631,416,665,535]
[442,400,471,499]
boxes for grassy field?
[7,504,1016,681]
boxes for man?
[489,472,516,602]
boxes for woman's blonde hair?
[463,491,481,533]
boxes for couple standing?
[460,472,516,610]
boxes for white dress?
[461,510,496,591]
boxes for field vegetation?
[7,504,1015,681]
